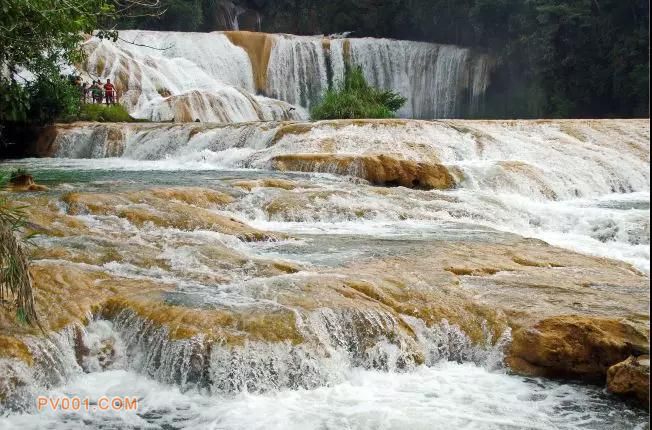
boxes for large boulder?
[507,316,649,382]
[607,355,650,408]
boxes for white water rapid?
[41,119,651,272]
[0,118,648,429]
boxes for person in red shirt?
[104,79,116,105]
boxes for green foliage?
[27,74,83,124]
[0,1,127,128]
[78,104,137,122]
[0,173,38,325]
[311,66,406,120]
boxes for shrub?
[311,66,407,120]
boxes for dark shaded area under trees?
[121,0,650,118]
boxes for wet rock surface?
[1,185,648,398]
[607,355,650,408]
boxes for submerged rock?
[271,153,457,190]
[7,174,48,192]
[607,355,650,408]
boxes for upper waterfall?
[79,30,492,123]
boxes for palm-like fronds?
[0,174,38,325]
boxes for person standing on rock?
[90,81,102,104]
[104,79,116,105]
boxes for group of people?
[78,78,117,105]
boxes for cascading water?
[83,31,305,123]
[338,38,491,118]
[79,30,492,122]
[36,119,651,272]
[265,35,330,109]
[0,118,648,428]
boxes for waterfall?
[79,31,491,122]
[82,31,305,123]
[214,0,245,30]
[1,117,649,427]
[338,38,491,118]
[265,35,330,109]
[39,119,649,272]
[45,120,650,202]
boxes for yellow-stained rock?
[224,31,275,92]
[607,355,650,408]
[61,189,283,242]
[0,336,33,365]
[231,179,298,191]
[507,316,649,382]
[271,153,457,190]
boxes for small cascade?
[265,35,330,109]
[0,324,95,411]
[0,307,510,410]
[214,0,245,30]
[46,120,650,202]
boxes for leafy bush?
[311,66,406,120]
[77,103,138,122]
[26,73,82,124]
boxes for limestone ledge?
[271,153,458,190]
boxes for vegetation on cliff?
[78,104,139,123]
[311,66,406,120]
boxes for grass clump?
[311,66,407,120]
[78,103,140,122]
